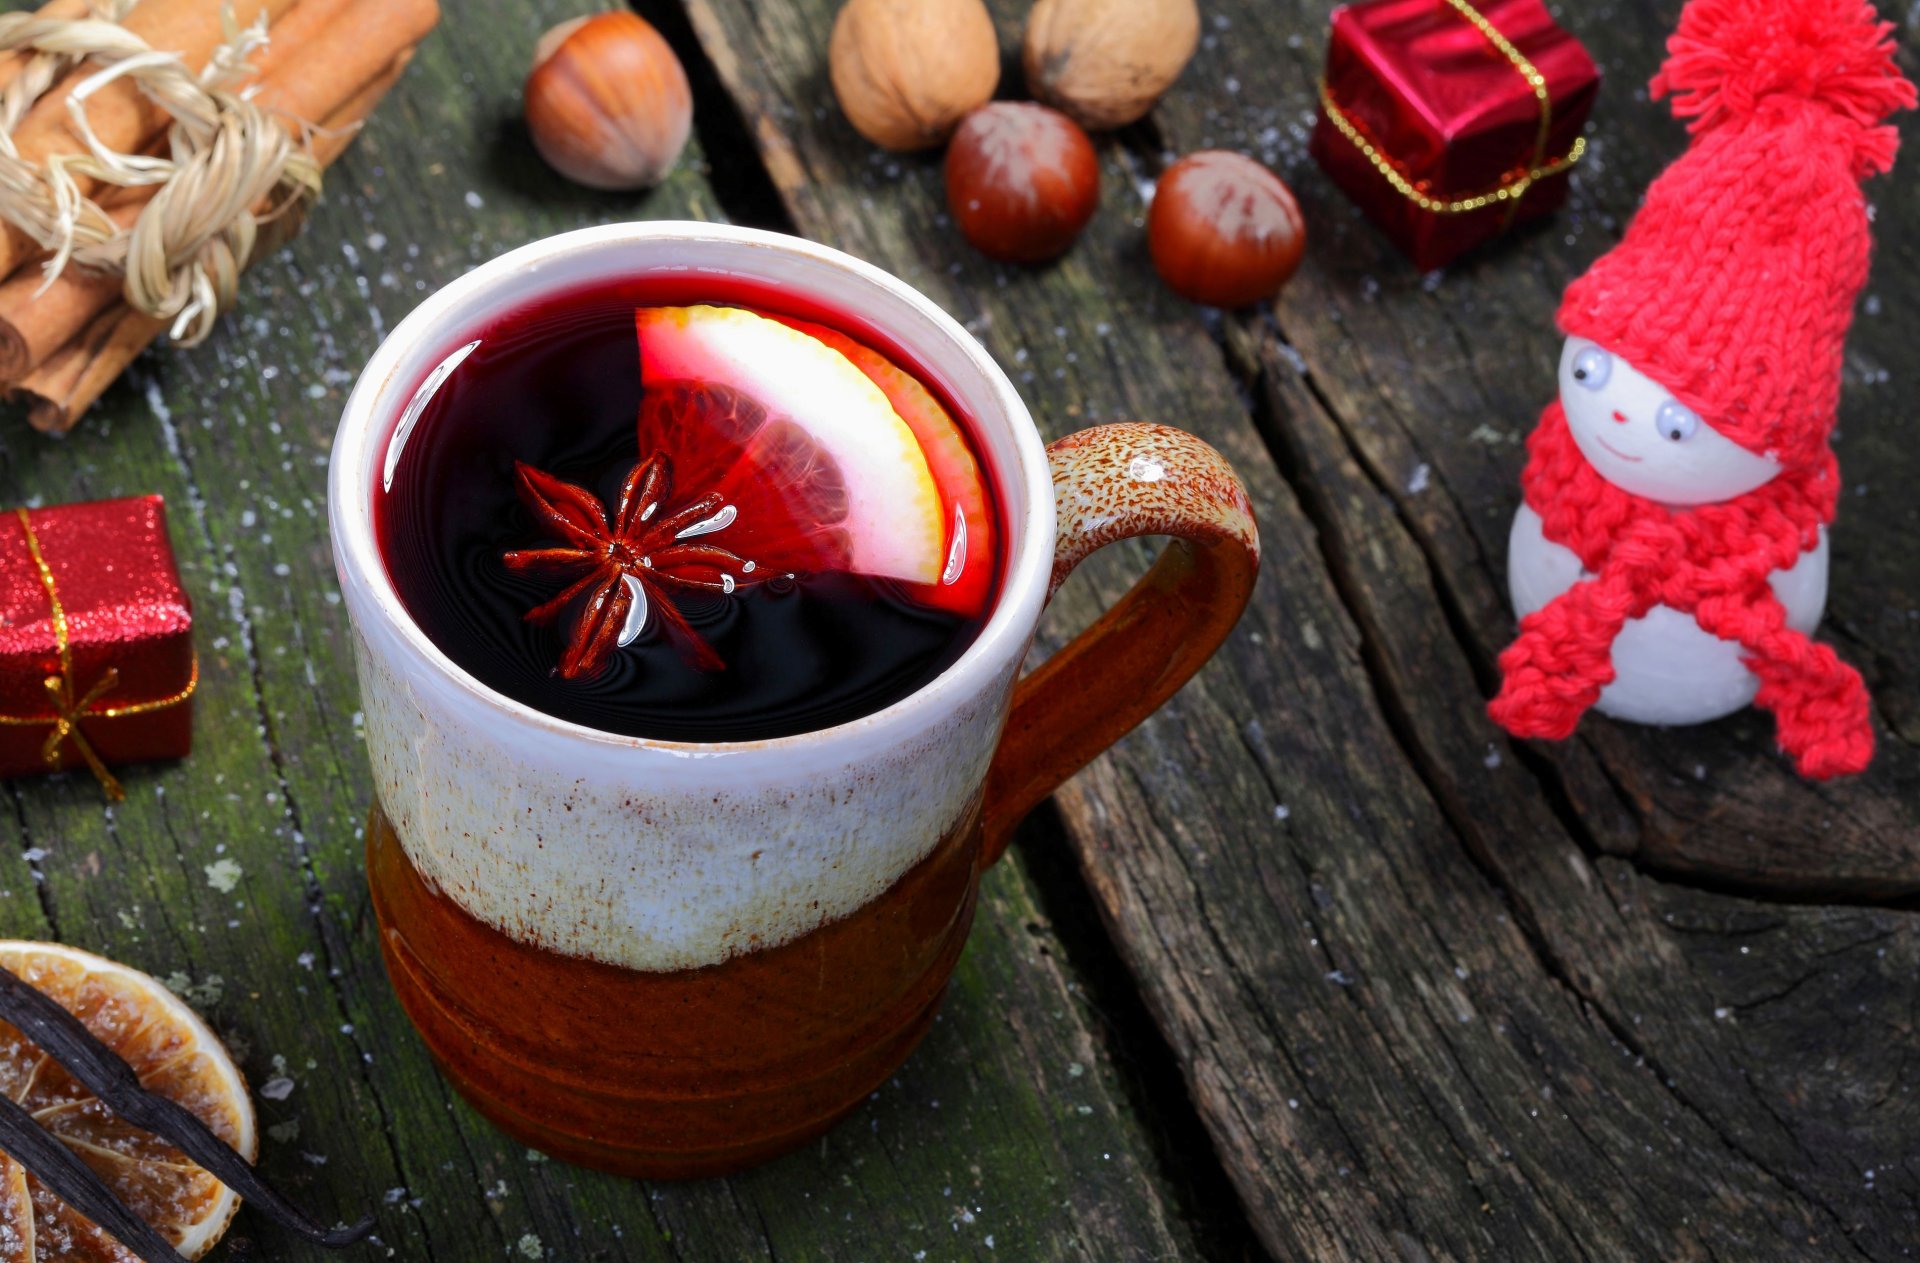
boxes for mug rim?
[328,222,1054,755]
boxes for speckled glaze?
[330,223,1259,1176]
[1045,422,1258,592]
[980,423,1260,855]
[333,226,1048,975]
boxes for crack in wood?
[129,365,444,1261]
[1107,769,1368,1254]
[230,630,446,1257]
[1012,803,1275,1263]
[1221,318,1884,1258]
[631,1189,690,1263]
[1236,321,1920,917]
[721,1178,781,1263]
[5,783,60,942]
[632,0,797,234]
[1109,749,1541,1259]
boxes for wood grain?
[1203,0,1920,894]
[681,0,1920,1257]
[0,1,1202,1258]
[1175,0,1920,1256]
[0,0,1909,1257]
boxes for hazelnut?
[829,0,999,151]
[1023,0,1200,131]
[945,103,1100,264]
[1148,151,1306,308]
[525,13,693,191]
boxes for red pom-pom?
[1652,0,1916,174]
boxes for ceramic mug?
[329,222,1259,1178]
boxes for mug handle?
[978,423,1261,866]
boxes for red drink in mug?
[329,223,1258,1178]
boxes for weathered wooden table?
[4,0,1914,1258]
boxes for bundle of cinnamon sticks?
[0,0,439,432]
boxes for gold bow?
[1320,0,1587,218]
[0,507,197,801]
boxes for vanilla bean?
[0,1092,188,1263]
[0,965,375,1248]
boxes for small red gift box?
[0,496,194,799]
[1311,0,1599,271]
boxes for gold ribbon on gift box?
[1320,0,1587,217]
[0,507,197,801]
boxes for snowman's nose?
[1610,409,1628,424]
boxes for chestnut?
[525,12,693,191]
[1147,150,1306,307]
[944,102,1100,265]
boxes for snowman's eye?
[1656,400,1700,442]
[1570,347,1612,390]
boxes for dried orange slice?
[0,942,255,1261]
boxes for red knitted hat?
[1557,0,1914,472]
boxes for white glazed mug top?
[329,223,1055,972]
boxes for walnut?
[1023,0,1201,130]
[829,0,1000,151]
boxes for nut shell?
[830,0,1000,151]
[1023,0,1200,130]
[525,13,693,191]
[945,103,1100,264]
[1148,151,1306,308]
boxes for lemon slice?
[0,941,256,1261]
[773,316,996,616]
[636,304,945,585]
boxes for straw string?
[0,2,327,345]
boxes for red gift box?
[0,496,194,799]
[1311,0,1599,271]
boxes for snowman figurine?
[1505,337,1829,726]
[1488,0,1912,780]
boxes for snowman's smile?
[1557,336,1783,504]
[1592,434,1644,463]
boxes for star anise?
[502,454,761,679]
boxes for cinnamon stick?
[0,0,342,141]
[0,0,302,283]
[13,291,156,433]
[0,202,129,381]
[249,0,435,119]
[18,49,414,433]
[0,0,437,381]
[244,0,359,77]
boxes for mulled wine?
[343,226,1258,1181]
[374,277,1000,742]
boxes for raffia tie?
[1318,0,1586,217]
[0,2,324,345]
[0,507,198,801]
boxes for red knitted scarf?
[1488,402,1873,778]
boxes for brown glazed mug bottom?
[366,796,983,1179]
[363,422,1263,1178]
[338,224,1261,1181]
